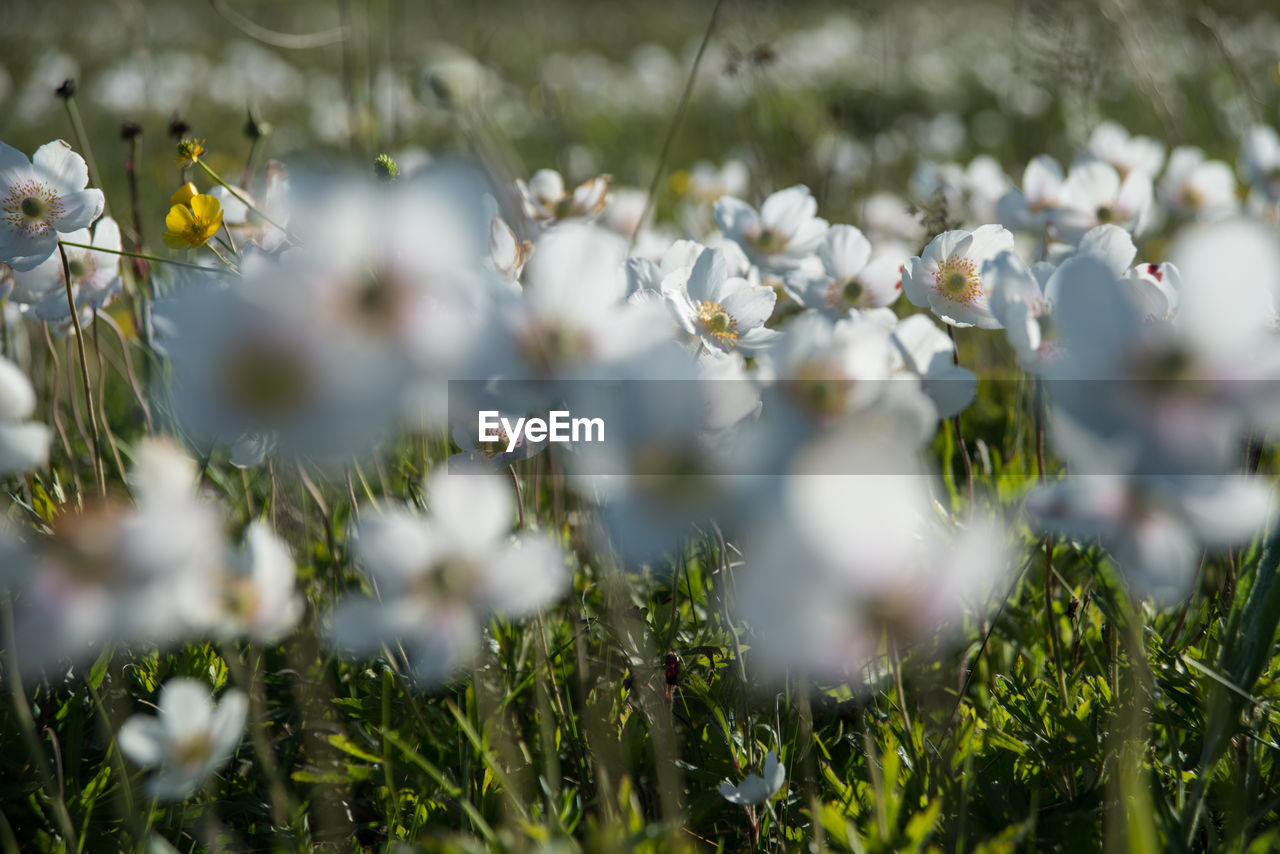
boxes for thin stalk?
[630,0,725,250]
[59,244,105,496]
[57,241,220,273]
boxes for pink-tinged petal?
[31,140,89,192]
[1170,476,1273,547]
[856,254,904,307]
[1115,509,1199,606]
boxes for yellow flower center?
[696,300,739,348]
[932,254,983,306]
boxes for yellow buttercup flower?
[162,194,223,249]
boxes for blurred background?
[1,0,1278,230]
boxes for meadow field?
[1,0,1280,851]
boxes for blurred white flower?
[486,215,534,285]
[490,223,671,380]
[735,427,1008,679]
[1160,146,1238,218]
[1086,121,1166,178]
[0,140,104,271]
[0,355,50,476]
[719,750,785,806]
[329,467,568,686]
[996,155,1065,233]
[517,168,611,225]
[1028,474,1271,605]
[117,678,247,802]
[1240,124,1280,204]
[715,185,829,273]
[177,522,303,643]
[1051,158,1152,243]
[0,438,226,676]
[902,224,1014,328]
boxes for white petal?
[720,282,775,332]
[31,140,89,192]
[209,690,249,760]
[49,188,105,233]
[0,357,36,419]
[479,533,567,617]
[117,716,167,768]
[428,467,513,553]
[159,678,215,741]
[818,225,871,278]
[0,422,51,476]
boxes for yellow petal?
[165,204,194,234]
[169,182,199,206]
[162,230,189,249]
[190,194,222,222]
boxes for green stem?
[196,160,295,241]
[58,241,224,273]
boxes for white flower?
[491,223,671,379]
[177,522,303,643]
[486,215,533,284]
[719,751,785,806]
[1160,146,1238,218]
[1028,474,1271,605]
[329,467,568,686]
[715,185,829,272]
[996,155,1065,232]
[516,169,611,225]
[0,140,105,271]
[0,355,51,476]
[11,215,121,326]
[1240,124,1280,204]
[889,313,977,419]
[1086,121,1166,178]
[901,224,1014,328]
[664,247,777,354]
[734,427,1008,679]
[1051,158,1152,243]
[784,225,904,315]
[117,678,247,802]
